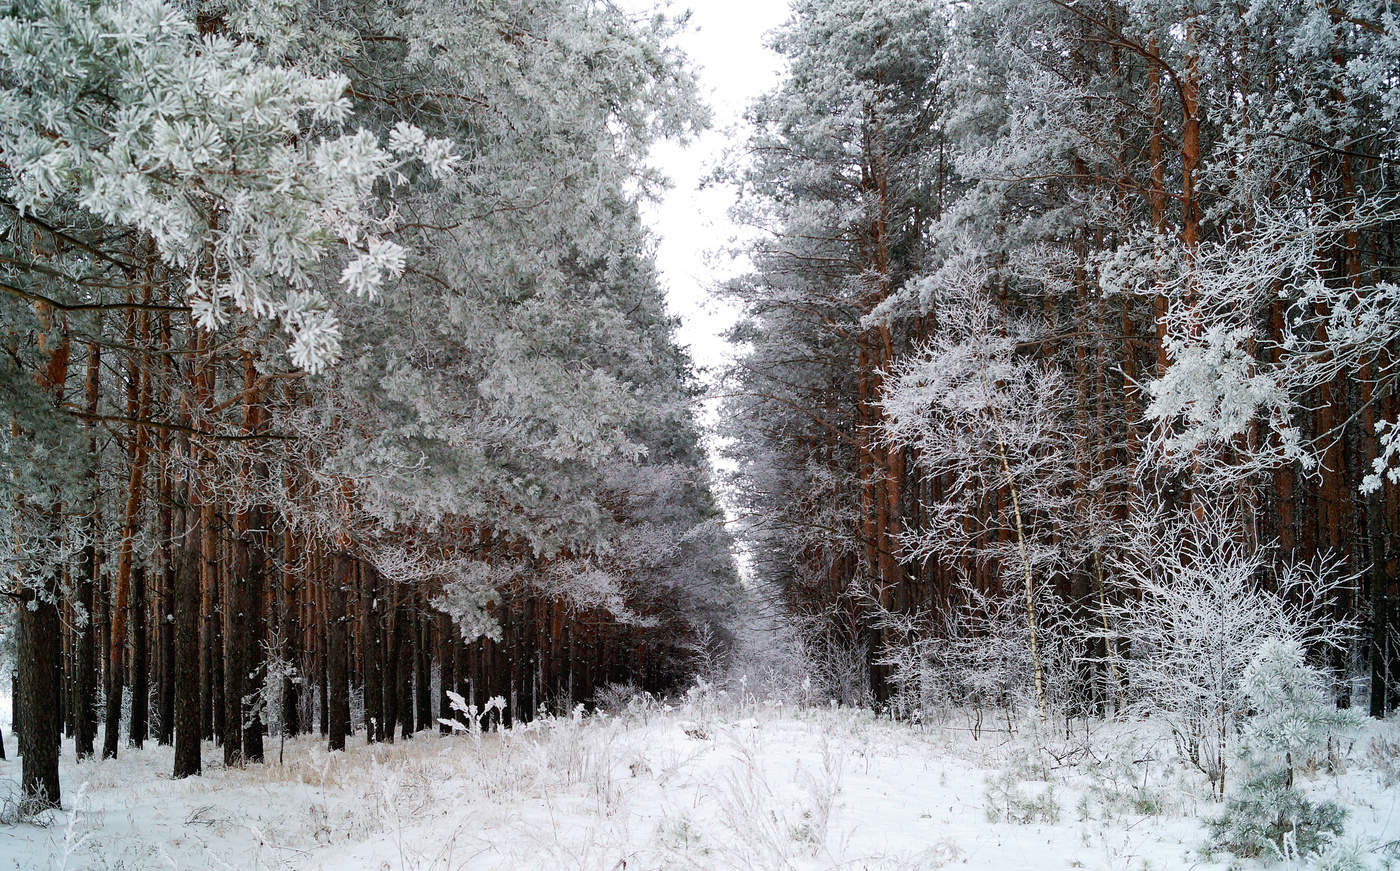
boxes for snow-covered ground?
[2,689,1397,870]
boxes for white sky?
[625,0,791,383]
[620,0,791,581]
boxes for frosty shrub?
[983,768,1061,825]
[593,682,645,715]
[1312,837,1376,871]
[680,624,728,684]
[1362,724,1400,789]
[1079,754,1171,821]
[1208,769,1347,861]
[794,607,873,708]
[1207,638,1362,862]
[0,779,55,826]
[872,606,956,722]
[1234,639,1363,778]
[1107,502,1356,796]
[875,585,1083,732]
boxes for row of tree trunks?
[17,521,669,801]
[8,307,672,801]
[753,8,1400,720]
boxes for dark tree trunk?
[74,339,101,759]
[19,581,62,806]
[328,554,351,752]
[243,506,266,763]
[223,512,246,767]
[74,539,98,760]
[156,317,175,748]
[129,566,148,748]
[157,498,175,746]
[383,596,400,744]
[318,594,329,738]
[362,563,383,743]
[397,602,414,738]
[1374,596,1394,718]
[105,305,152,760]
[199,497,216,742]
[281,528,300,737]
[415,606,431,732]
[439,613,456,734]
[173,495,202,779]
[101,660,123,759]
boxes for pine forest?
[1,1,1399,868]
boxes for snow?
[2,689,1397,869]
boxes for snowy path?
[2,698,1396,869]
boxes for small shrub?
[1206,638,1361,862]
[983,769,1061,824]
[1081,755,1168,821]
[594,682,643,714]
[1207,768,1346,860]
[0,781,57,826]
[1363,730,1400,789]
[1000,741,1053,782]
[1314,837,1374,871]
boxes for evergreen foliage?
[0,0,737,805]
[1208,638,1362,861]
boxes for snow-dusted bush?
[1077,742,1193,822]
[1209,768,1347,862]
[983,768,1061,825]
[875,585,1086,732]
[0,779,54,826]
[1236,639,1362,780]
[1207,638,1362,861]
[593,682,646,715]
[1363,727,1400,790]
[1313,838,1376,871]
[1106,501,1357,796]
[789,607,873,708]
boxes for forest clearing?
[4,686,1396,870]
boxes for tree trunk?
[243,505,267,763]
[105,303,152,759]
[281,527,301,737]
[157,499,175,746]
[198,461,217,742]
[129,566,148,748]
[223,503,246,767]
[18,312,70,806]
[439,612,456,733]
[362,562,383,742]
[74,339,101,760]
[383,592,402,743]
[173,483,203,778]
[19,581,62,806]
[397,600,414,738]
[415,602,431,732]
[327,554,351,752]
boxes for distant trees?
[1,0,737,808]
[721,0,949,690]
[726,0,1398,725]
